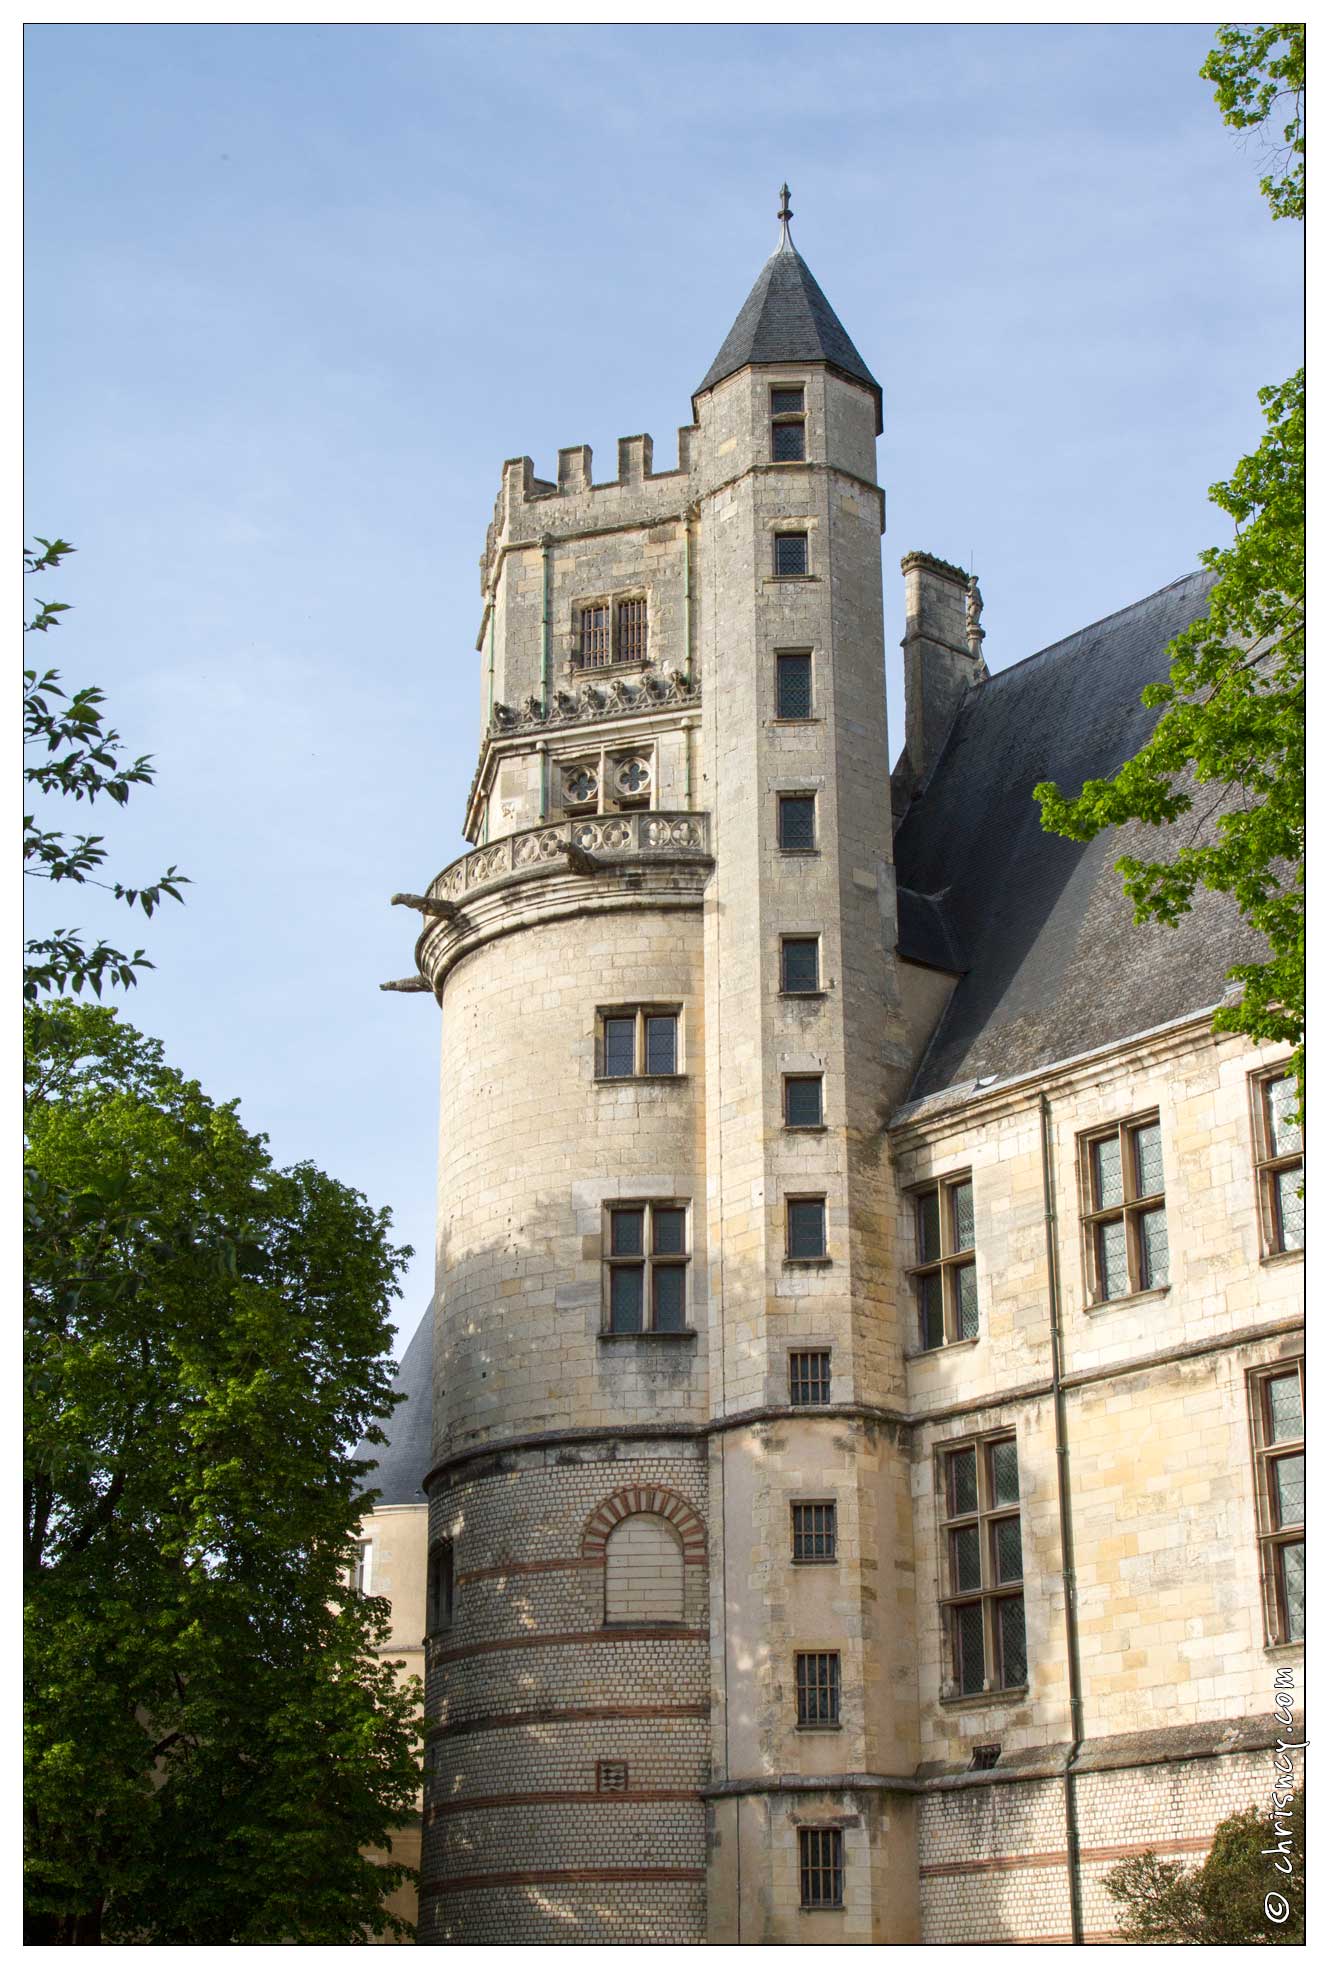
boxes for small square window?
[781,937,820,994]
[785,1075,824,1128]
[778,794,817,852]
[787,1197,827,1261]
[799,1826,843,1910]
[776,651,813,720]
[789,1349,832,1405]
[792,1501,837,1563]
[775,533,809,577]
[597,1006,681,1079]
[596,1759,629,1792]
[770,387,805,416]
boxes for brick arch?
[581,1486,707,1565]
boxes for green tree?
[1105,1785,1304,1944]
[24,1001,420,1943]
[24,537,188,1000]
[1035,26,1304,1101]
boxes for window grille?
[579,604,611,667]
[1249,1360,1304,1643]
[617,597,648,665]
[909,1172,978,1349]
[798,1827,843,1909]
[939,1436,1025,1695]
[1080,1113,1169,1302]
[787,1197,827,1261]
[792,1501,837,1563]
[605,1202,689,1333]
[776,651,813,719]
[789,1349,832,1406]
[970,1743,1002,1771]
[775,533,809,577]
[795,1650,841,1726]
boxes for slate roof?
[893,568,1267,1104]
[353,1301,433,1507]
[695,235,883,433]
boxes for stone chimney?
[896,551,988,806]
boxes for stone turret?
[405,193,919,1946]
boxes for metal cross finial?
[777,182,793,246]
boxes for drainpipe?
[1041,1091,1085,1945]
[486,595,496,725]
[540,538,551,820]
[682,507,694,685]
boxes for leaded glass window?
[784,1075,824,1129]
[1082,1113,1168,1303]
[787,1197,827,1261]
[775,532,808,577]
[1253,1069,1304,1256]
[597,1006,680,1079]
[778,793,817,852]
[1250,1360,1305,1645]
[940,1435,1026,1696]
[776,651,813,719]
[604,1201,689,1334]
[780,936,820,994]
[909,1171,979,1350]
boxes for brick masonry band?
[580,1485,707,1559]
[426,1702,709,1743]
[425,1788,704,1823]
[431,1626,710,1666]
[918,1833,1212,1880]
[422,1866,707,1897]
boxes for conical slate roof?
[694,232,883,433]
[352,1300,433,1507]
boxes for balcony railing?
[428,811,711,906]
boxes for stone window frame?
[426,1536,455,1636]
[783,1073,825,1130]
[769,382,807,463]
[788,1347,833,1406]
[1077,1110,1169,1306]
[777,791,819,855]
[1247,1357,1304,1647]
[571,590,650,671]
[791,1499,837,1565]
[554,739,656,819]
[785,1194,829,1265]
[602,1198,692,1335]
[596,1759,630,1792]
[907,1169,978,1352]
[936,1431,1027,1701]
[595,1003,683,1081]
[773,530,810,579]
[798,1825,844,1910]
[348,1537,372,1595]
[774,648,816,722]
[779,933,822,996]
[1249,1066,1304,1259]
[794,1648,842,1730]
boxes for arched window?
[427,1538,454,1634]
[604,1513,684,1625]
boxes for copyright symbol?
[1265,1894,1289,1925]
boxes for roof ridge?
[980,566,1215,690]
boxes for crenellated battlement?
[480,427,700,594]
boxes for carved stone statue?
[965,576,985,657]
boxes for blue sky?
[23,24,1303,1349]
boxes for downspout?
[483,599,496,845]
[540,537,551,820]
[682,507,694,685]
[1041,1091,1085,1945]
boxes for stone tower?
[407,195,921,1945]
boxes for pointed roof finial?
[777,181,793,249]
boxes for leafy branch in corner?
[24,539,190,999]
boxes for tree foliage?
[24,1001,420,1943]
[1105,1786,1304,1944]
[24,538,188,1000]
[1035,26,1304,1101]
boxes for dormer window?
[770,385,806,461]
